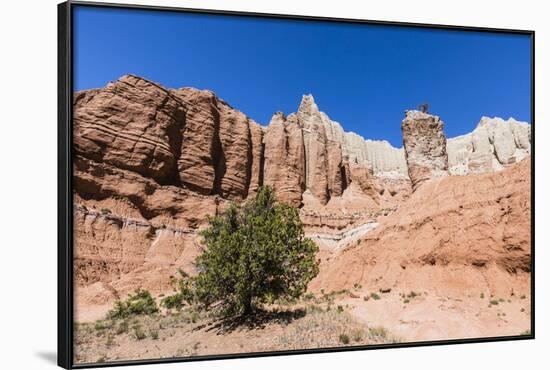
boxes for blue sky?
[73,5,532,147]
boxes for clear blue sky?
[73,5,532,147]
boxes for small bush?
[480,293,484,299]
[161,270,194,311]
[306,304,324,314]
[94,320,112,331]
[133,325,146,340]
[100,208,111,215]
[105,334,115,347]
[337,305,344,313]
[303,292,316,301]
[369,326,388,339]
[107,289,159,320]
[490,300,499,306]
[520,295,526,299]
[116,320,129,334]
[403,299,410,304]
[363,296,369,301]
[351,329,363,342]
[370,293,381,300]
[407,291,419,299]
[353,283,362,290]
[339,333,350,344]
[150,329,159,340]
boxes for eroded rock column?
[402,110,448,190]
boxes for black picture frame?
[58,1,535,369]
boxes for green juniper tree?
[186,186,319,316]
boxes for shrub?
[369,326,388,339]
[370,293,381,300]
[191,186,319,316]
[160,270,194,311]
[107,289,159,320]
[339,333,350,344]
[133,325,146,340]
[116,320,129,334]
[490,300,499,306]
[351,329,363,342]
[150,329,159,340]
[407,291,419,299]
[337,305,344,313]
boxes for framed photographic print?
[58,1,535,368]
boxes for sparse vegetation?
[133,324,146,340]
[339,333,350,344]
[116,320,129,334]
[107,289,159,320]
[150,328,159,340]
[407,291,419,299]
[369,326,389,339]
[351,329,363,342]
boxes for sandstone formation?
[447,117,531,175]
[75,74,265,201]
[172,87,264,199]
[73,75,186,185]
[402,110,449,190]
[311,159,531,298]
[263,112,305,207]
[72,74,531,326]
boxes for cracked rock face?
[74,75,265,200]
[73,75,187,185]
[402,110,449,190]
[263,112,306,207]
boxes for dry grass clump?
[276,308,399,350]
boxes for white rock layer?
[447,117,531,175]
[297,94,408,178]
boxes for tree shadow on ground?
[199,307,307,334]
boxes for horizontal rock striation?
[74,74,264,201]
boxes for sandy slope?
[310,159,531,340]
